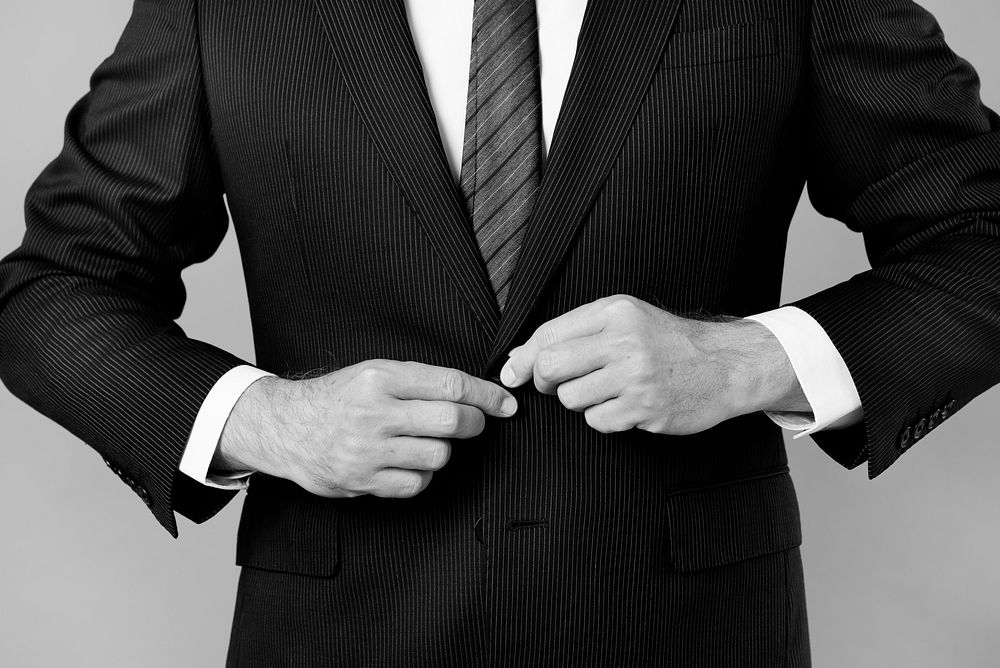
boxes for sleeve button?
[914,418,927,441]
[929,409,941,430]
[899,426,912,450]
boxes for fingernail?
[500,363,518,387]
[501,395,518,417]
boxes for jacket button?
[946,399,957,415]
[928,409,941,430]
[914,418,927,441]
[898,426,912,450]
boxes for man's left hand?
[501,295,811,435]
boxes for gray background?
[1,1,998,665]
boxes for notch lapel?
[311,0,500,334]
[486,0,685,369]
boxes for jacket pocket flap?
[235,484,340,577]
[666,469,801,572]
[662,20,777,69]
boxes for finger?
[532,333,615,394]
[389,363,517,418]
[379,437,452,471]
[555,367,622,411]
[502,298,617,387]
[583,399,636,435]
[365,469,434,499]
[395,400,487,439]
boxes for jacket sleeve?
[0,0,245,536]
[791,0,1000,478]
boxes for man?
[1,0,998,665]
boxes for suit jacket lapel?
[487,0,686,369]
[311,0,501,335]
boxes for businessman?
[2,0,999,665]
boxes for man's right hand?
[213,360,518,499]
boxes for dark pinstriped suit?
[2,0,999,665]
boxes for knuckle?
[535,351,557,379]
[358,468,381,491]
[439,406,462,433]
[583,409,602,432]
[356,365,387,390]
[608,295,639,318]
[556,384,581,410]
[441,370,467,402]
[400,474,429,498]
[487,388,506,413]
[584,408,614,434]
[428,442,452,470]
[463,409,486,436]
[397,479,418,498]
[536,324,559,347]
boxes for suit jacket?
[2,0,999,665]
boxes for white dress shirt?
[180,0,863,489]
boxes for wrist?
[213,375,283,475]
[709,319,810,417]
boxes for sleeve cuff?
[746,306,864,438]
[178,365,275,490]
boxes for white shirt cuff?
[179,365,275,490]
[746,306,864,438]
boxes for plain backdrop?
[1,1,998,666]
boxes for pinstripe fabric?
[460,0,544,309]
[1,0,999,664]
[790,0,1000,479]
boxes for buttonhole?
[506,519,548,532]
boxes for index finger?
[389,362,518,418]
[501,298,612,387]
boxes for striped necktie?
[460,0,544,311]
